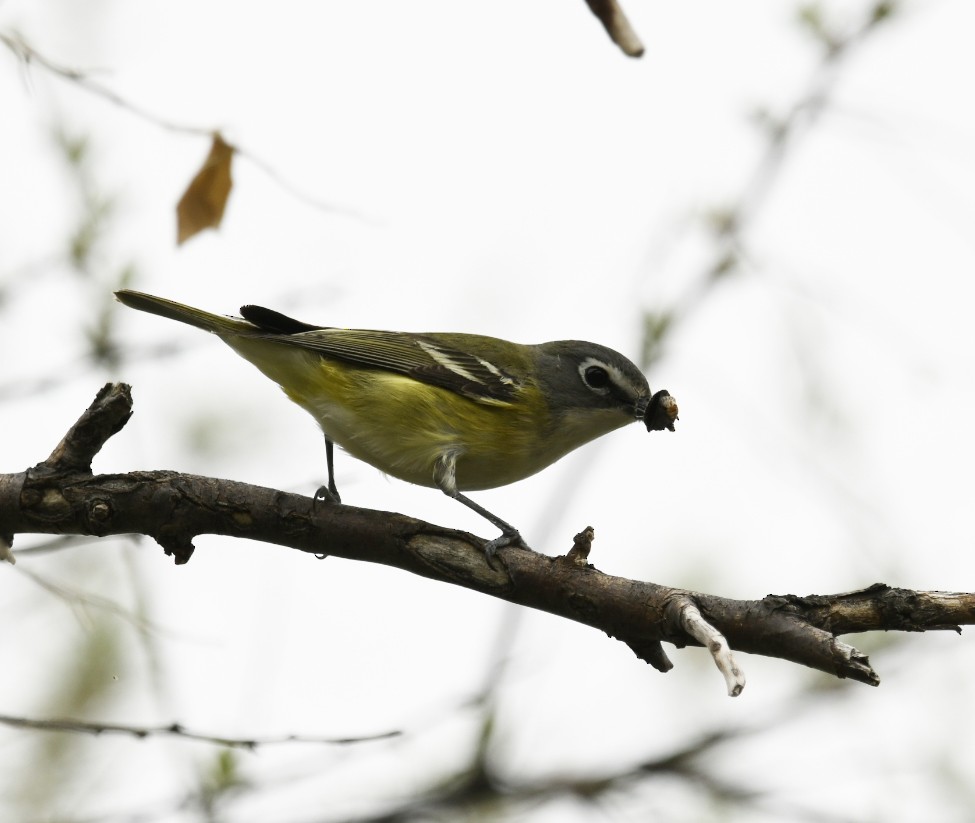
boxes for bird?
[115,290,677,556]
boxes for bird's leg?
[453,492,527,558]
[314,436,342,504]
[433,451,529,560]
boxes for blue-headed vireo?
[115,290,677,556]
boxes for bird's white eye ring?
[580,362,611,393]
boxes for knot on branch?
[564,526,595,566]
[155,530,196,565]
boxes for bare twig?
[674,597,746,696]
[0,31,208,135]
[584,0,645,57]
[338,728,753,823]
[13,563,179,636]
[0,30,371,220]
[0,713,400,749]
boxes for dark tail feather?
[240,305,326,335]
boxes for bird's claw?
[314,485,341,505]
[484,529,530,564]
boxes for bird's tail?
[115,290,256,336]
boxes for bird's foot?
[311,485,341,559]
[484,529,531,565]
[314,485,341,505]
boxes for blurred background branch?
[0,713,400,748]
[640,1,898,369]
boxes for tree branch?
[584,0,644,58]
[0,713,400,749]
[3,385,973,695]
[0,30,374,221]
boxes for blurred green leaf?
[198,748,245,820]
[641,311,673,370]
[13,616,123,817]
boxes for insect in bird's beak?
[642,389,678,432]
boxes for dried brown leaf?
[176,133,234,245]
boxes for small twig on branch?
[43,382,133,473]
[2,384,974,696]
[564,526,595,565]
[672,597,746,697]
[0,713,400,749]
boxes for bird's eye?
[583,365,610,390]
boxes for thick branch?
[3,385,973,693]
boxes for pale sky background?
[2,1,975,821]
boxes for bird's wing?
[240,306,521,404]
[290,329,521,403]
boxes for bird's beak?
[642,389,678,432]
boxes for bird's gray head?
[534,340,647,418]
[533,341,678,433]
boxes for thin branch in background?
[641,1,900,367]
[0,713,401,749]
[322,729,752,823]
[0,30,373,221]
[320,677,908,823]
[0,358,96,402]
[0,337,196,402]
[236,146,382,224]
[12,563,184,639]
[0,31,209,136]
[8,534,128,556]
[730,4,898,236]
